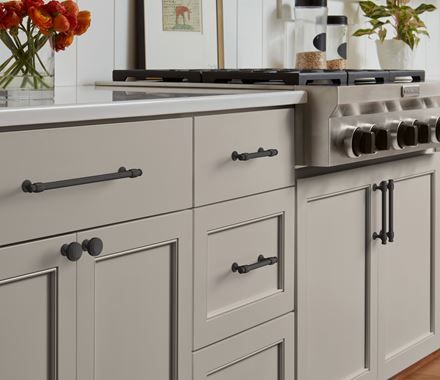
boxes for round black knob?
[435,118,440,142]
[352,129,376,156]
[61,242,83,262]
[372,127,390,151]
[415,121,430,144]
[82,238,104,257]
[397,122,418,148]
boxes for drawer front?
[193,313,294,380]
[0,118,192,245]
[194,109,295,206]
[194,188,295,349]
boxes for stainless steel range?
[112,68,440,167]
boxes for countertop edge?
[0,90,307,129]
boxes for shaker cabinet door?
[193,313,294,380]
[76,211,192,380]
[376,155,440,379]
[297,166,379,380]
[0,235,77,380]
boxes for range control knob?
[415,121,430,144]
[429,117,440,143]
[397,121,418,148]
[352,129,376,156]
[372,126,390,151]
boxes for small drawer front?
[194,109,295,206]
[193,313,294,380]
[0,118,192,245]
[194,188,294,349]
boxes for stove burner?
[112,69,425,86]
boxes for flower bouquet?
[0,0,91,99]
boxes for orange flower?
[74,10,90,35]
[29,6,53,33]
[62,1,78,16]
[0,10,20,29]
[45,1,65,16]
[53,32,74,51]
[53,13,69,32]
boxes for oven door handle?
[387,179,395,243]
[373,181,388,245]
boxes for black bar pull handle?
[232,255,278,274]
[387,179,395,243]
[232,147,279,162]
[373,181,388,245]
[22,167,143,194]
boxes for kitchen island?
[1,82,439,380]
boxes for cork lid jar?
[294,0,328,70]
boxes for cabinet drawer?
[194,109,295,206]
[194,188,295,349]
[193,313,294,380]
[0,118,192,245]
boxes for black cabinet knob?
[353,129,376,156]
[82,238,104,257]
[398,122,418,147]
[415,121,430,144]
[61,242,83,262]
[372,127,390,151]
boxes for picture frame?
[136,0,224,69]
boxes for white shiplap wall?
[54,0,136,86]
[19,0,440,85]
[223,0,440,80]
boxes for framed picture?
[136,0,224,69]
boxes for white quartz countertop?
[0,85,307,128]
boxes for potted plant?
[353,0,436,69]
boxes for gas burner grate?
[346,70,425,85]
[112,69,425,86]
[200,69,348,86]
[112,69,203,83]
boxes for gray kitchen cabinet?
[297,154,440,380]
[0,118,192,246]
[193,188,295,349]
[76,211,192,380]
[193,313,294,380]
[0,235,77,380]
[194,109,295,206]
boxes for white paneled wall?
[2,1,439,85]
[55,0,135,86]
[223,0,440,79]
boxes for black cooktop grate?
[112,69,425,86]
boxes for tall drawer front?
[194,189,295,349]
[0,119,192,245]
[194,109,295,206]
[193,313,294,380]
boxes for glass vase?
[0,28,54,101]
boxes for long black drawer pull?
[232,147,278,162]
[22,167,143,194]
[232,255,278,274]
[373,181,388,245]
[387,179,395,243]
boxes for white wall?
[55,0,136,86]
[222,0,440,80]
[32,0,440,85]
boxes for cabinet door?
[193,313,294,380]
[76,211,192,380]
[193,189,295,349]
[0,235,77,380]
[297,166,379,380]
[377,155,440,379]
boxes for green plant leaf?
[415,3,437,14]
[353,28,376,37]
